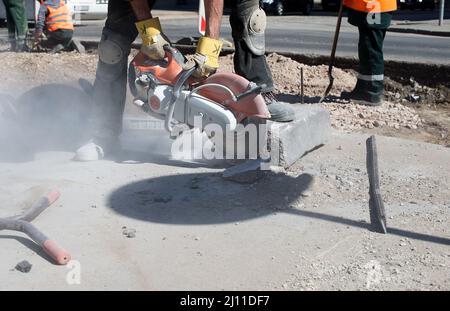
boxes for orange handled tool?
[0,190,71,265]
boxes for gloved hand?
[185,36,223,79]
[33,31,42,48]
[135,17,171,60]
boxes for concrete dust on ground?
[0,49,449,290]
[1,50,444,146]
[0,132,448,290]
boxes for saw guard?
[199,72,270,121]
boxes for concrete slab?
[268,105,331,168]
[0,132,450,290]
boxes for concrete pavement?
[1,130,449,290]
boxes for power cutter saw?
[128,46,271,142]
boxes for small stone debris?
[407,94,421,102]
[15,260,32,273]
[122,227,137,238]
[301,191,312,198]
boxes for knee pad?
[97,30,132,80]
[236,4,267,56]
[98,30,131,66]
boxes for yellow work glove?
[136,17,170,60]
[187,36,223,78]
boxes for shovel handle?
[329,1,345,69]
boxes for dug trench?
[0,43,449,148]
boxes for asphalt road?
[1,12,449,65]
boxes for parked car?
[418,0,436,10]
[1,0,108,26]
[66,0,108,20]
[321,0,340,11]
[398,0,436,10]
[260,0,314,16]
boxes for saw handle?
[235,84,267,102]
[131,45,185,85]
[165,66,197,132]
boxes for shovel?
[318,0,345,104]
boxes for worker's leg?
[45,29,74,50]
[75,0,156,160]
[3,0,28,50]
[3,0,16,50]
[357,26,387,103]
[341,9,392,105]
[91,1,138,142]
[229,0,273,91]
[229,0,294,122]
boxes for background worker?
[1,0,28,51]
[33,0,76,53]
[75,0,293,161]
[340,0,397,106]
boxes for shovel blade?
[318,77,334,104]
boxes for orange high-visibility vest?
[343,0,397,13]
[46,2,74,32]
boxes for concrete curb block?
[268,105,331,168]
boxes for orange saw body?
[128,46,270,134]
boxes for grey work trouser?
[91,0,273,139]
[2,0,28,42]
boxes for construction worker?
[33,0,75,53]
[340,0,397,106]
[75,0,294,161]
[1,0,28,51]
[228,0,294,121]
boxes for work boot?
[74,137,120,161]
[341,80,383,106]
[14,40,29,52]
[340,89,382,106]
[262,92,295,122]
[50,44,65,54]
[8,39,16,51]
